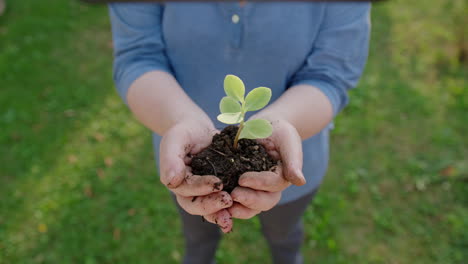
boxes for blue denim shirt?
[109,2,370,204]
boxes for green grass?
[0,0,467,263]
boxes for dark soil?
[191,125,277,193]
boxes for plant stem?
[233,120,244,149]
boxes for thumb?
[159,128,189,188]
[273,122,306,186]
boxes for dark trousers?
[174,190,317,264]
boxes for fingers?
[274,124,305,186]
[259,137,276,151]
[259,122,306,186]
[176,191,233,216]
[159,124,217,188]
[204,209,233,233]
[170,173,223,197]
[238,166,290,192]
[267,150,281,161]
[228,202,261,220]
[159,127,190,188]
[231,187,281,212]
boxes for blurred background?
[0,0,467,263]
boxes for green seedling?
[217,74,273,149]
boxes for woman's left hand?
[228,119,306,219]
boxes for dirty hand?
[160,118,234,233]
[228,118,306,219]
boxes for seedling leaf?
[239,119,273,140]
[217,112,242,124]
[220,96,241,113]
[244,87,272,111]
[219,75,273,148]
[224,75,245,102]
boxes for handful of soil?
[191,125,277,193]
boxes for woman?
[109,2,370,263]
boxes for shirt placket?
[219,3,252,50]
[230,10,243,49]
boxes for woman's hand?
[159,118,234,233]
[228,119,306,219]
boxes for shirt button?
[232,14,240,24]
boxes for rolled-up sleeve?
[108,3,173,104]
[288,3,371,116]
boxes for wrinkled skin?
[229,119,306,220]
[160,118,306,233]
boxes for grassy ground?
[0,0,466,263]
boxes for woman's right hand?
[159,118,234,233]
